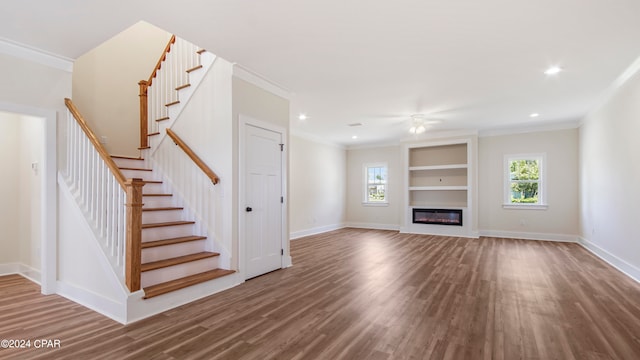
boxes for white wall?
[0,113,21,264]
[0,113,43,273]
[232,76,290,263]
[290,135,347,238]
[478,129,579,240]
[18,116,43,270]
[346,145,401,230]
[0,53,71,111]
[0,50,67,291]
[72,21,171,157]
[579,68,640,281]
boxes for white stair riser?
[142,182,164,193]
[112,158,145,168]
[156,121,169,135]
[142,209,183,223]
[142,223,194,242]
[142,196,174,208]
[120,169,156,180]
[141,240,207,263]
[141,256,219,287]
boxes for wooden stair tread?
[142,180,162,184]
[147,132,160,137]
[143,268,235,299]
[186,65,203,73]
[142,206,183,212]
[142,220,194,229]
[196,49,206,54]
[155,116,170,122]
[141,252,219,272]
[143,193,173,197]
[111,155,143,160]
[119,166,152,171]
[176,84,191,91]
[142,235,207,249]
[138,146,151,150]
[165,100,180,107]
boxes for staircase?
[110,155,234,299]
[63,33,234,304]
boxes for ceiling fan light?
[409,126,417,134]
[416,125,426,134]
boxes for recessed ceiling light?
[544,66,562,75]
[298,113,307,120]
[530,113,540,118]
[352,135,358,139]
[348,123,362,127]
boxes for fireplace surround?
[412,208,463,226]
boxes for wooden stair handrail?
[147,35,176,86]
[65,98,144,293]
[166,128,220,185]
[64,98,127,189]
[139,35,176,149]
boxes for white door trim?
[238,114,289,280]
[0,101,57,295]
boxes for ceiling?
[2,0,640,147]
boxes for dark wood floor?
[2,228,640,359]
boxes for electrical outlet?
[100,136,108,144]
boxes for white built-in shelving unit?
[401,137,478,237]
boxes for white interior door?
[244,124,283,279]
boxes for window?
[504,154,547,209]
[363,163,388,205]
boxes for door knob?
[246,207,253,212]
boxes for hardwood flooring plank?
[2,229,640,359]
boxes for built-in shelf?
[403,138,477,237]
[409,186,468,191]
[409,164,468,171]
[410,204,468,209]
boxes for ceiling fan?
[408,114,442,134]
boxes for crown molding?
[232,64,291,100]
[0,37,73,72]
[479,119,580,137]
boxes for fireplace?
[412,208,463,226]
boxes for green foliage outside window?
[509,159,539,204]
[367,166,387,202]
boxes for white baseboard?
[290,223,346,240]
[345,222,400,231]
[56,280,127,324]
[479,230,578,242]
[0,263,41,284]
[578,237,640,284]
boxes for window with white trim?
[363,163,388,205]
[504,154,547,209]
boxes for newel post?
[125,178,145,292]
[138,80,149,149]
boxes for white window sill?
[502,204,548,210]
[362,202,389,207]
